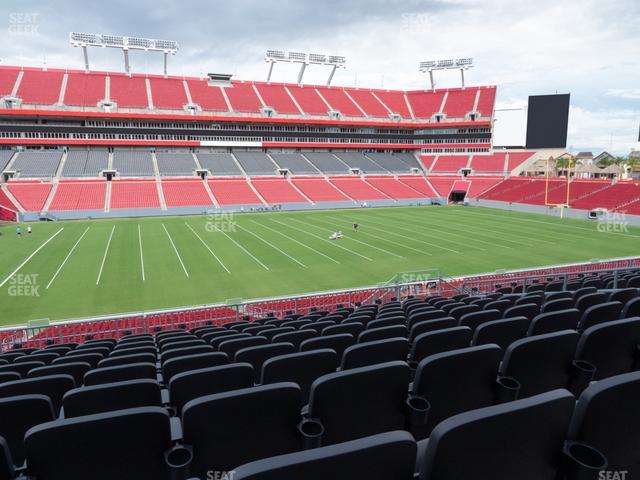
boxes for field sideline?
[0,205,638,325]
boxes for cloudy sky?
[1,0,639,154]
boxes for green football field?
[0,205,638,326]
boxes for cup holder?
[405,394,430,427]
[495,376,520,403]
[569,360,596,396]
[165,444,193,479]
[298,418,324,450]
[562,441,607,480]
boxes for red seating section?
[316,87,364,117]
[427,177,457,197]
[374,90,411,118]
[161,179,213,207]
[430,156,469,173]
[443,89,477,117]
[344,89,388,117]
[185,79,229,112]
[465,177,504,198]
[254,84,300,114]
[0,187,19,212]
[623,199,640,215]
[110,180,159,209]
[542,180,609,206]
[291,177,351,202]
[419,156,437,170]
[407,90,445,118]
[149,77,188,110]
[0,67,19,97]
[286,86,328,115]
[110,75,149,109]
[64,72,106,106]
[208,178,262,205]
[17,70,64,105]
[471,153,506,173]
[571,183,640,211]
[476,87,496,117]
[250,178,309,203]
[507,152,536,170]
[50,181,106,210]
[225,82,262,113]
[398,176,437,196]
[365,177,426,199]
[329,177,388,200]
[7,181,52,211]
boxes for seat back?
[261,350,338,402]
[575,318,640,380]
[578,301,624,330]
[162,352,229,383]
[501,330,579,398]
[528,309,580,336]
[300,334,354,359]
[0,395,54,465]
[233,431,417,480]
[27,362,91,387]
[307,361,410,446]
[25,407,172,480]
[412,344,503,436]
[568,371,640,476]
[472,317,530,350]
[183,383,302,476]
[341,338,409,370]
[168,363,254,414]
[459,309,501,331]
[63,379,162,417]
[0,374,75,413]
[409,327,472,365]
[83,363,156,387]
[419,389,575,480]
[235,343,296,383]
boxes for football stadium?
[0,1,639,479]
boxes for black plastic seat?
[411,344,503,437]
[578,301,624,330]
[575,318,640,380]
[63,379,162,417]
[472,317,530,350]
[0,394,54,466]
[300,334,354,360]
[500,330,580,398]
[99,353,156,368]
[83,363,156,387]
[162,352,229,383]
[528,309,580,336]
[418,389,575,480]
[183,383,303,477]
[233,431,417,480]
[458,309,501,331]
[235,343,296,383]
[358,325,408,343]
[306,361,410,446]
[261,350,338,402]
[567,371,640,477]
[341,338,409,370]
[27,362,91,387]
[169,363,254,415]
[24,407,174,480]
[409,327,473,366]
[0,374,75,413]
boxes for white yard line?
[291,217,404,259]
[213,224,270,271]
[138,224,146,281]
[46,227,90,289]
[162,224,189,277]
[321,216,435,255]
[455,208,640,239]
[185,222,231,274]
[235,223,308,268]
[0,227,64,288]
[96,225,115,285]
[375,212,511,250]
[249,219,341,264]
[277,218,373,261]
[336,213,486,252]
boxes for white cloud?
[0,0,638,153]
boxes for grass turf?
[0,205,638,325]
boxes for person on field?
[16,226,21,237]
[27,226,32,235]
